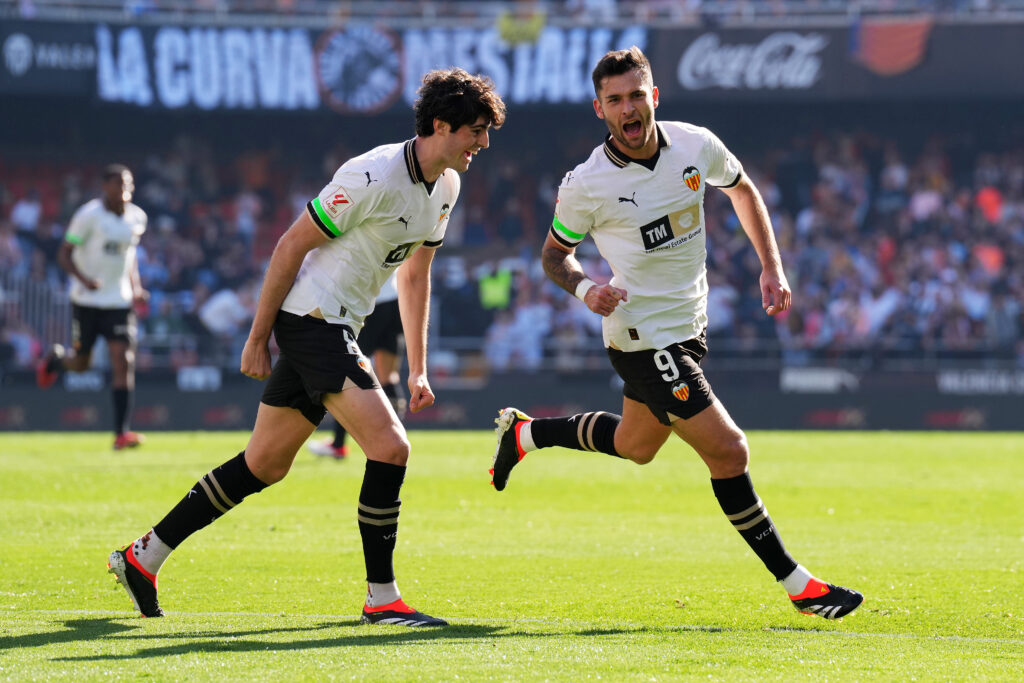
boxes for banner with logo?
[2,19,1022,112]
[1,19,647,112]
[648,21,1024,101]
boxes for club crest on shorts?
[671,381,690,401]
[357,356,371,374]
[683,166,701,192]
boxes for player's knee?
[65,355,89,372]
[621,445,659,465]
[371,434,410,466]
[251,458,292,485]
[715,435,749,473]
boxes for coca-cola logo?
[677,32,826,90]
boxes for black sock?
[529,412,622,457]
[332,422,347,449]
[112,388,132,435]
[711,472,797,580]
[358,459,406,583]
[153,452,268,549]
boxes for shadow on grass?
[1,617,140,651]
[17,616,734,661]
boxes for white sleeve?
[65,204,93,246]
[549,169,594,248]
[306,161,387,239]
[703,128,744,188]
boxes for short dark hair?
[592,46,653,96]
[414,68,506,137]
[102,164,131,181]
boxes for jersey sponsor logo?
[618,192,638,206]
[103,241,122,255]
[324,186,354,219]
[383,242,415,266]
[683,166,702,191]
[671,381,690,401]
[639,215,675,251]
[671,204,700,232]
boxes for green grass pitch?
[1,430,1022,680]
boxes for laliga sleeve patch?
[324,185,355,219]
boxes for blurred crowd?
[2,119,1023,376]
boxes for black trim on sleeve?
[423,239,444,248]
[712,171,744,189]
[548,224,578,249]
[306,201,337,239]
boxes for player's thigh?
[245,402,318,484]
[615,395,673,462]
[322,387,408,465]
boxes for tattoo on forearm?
[542,246,585,295]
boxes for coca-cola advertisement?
[650,23,1024,102]
[1,20,1022,108]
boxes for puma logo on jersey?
[397,216,411,229]
[618,192,638,206]
[364,171,377,186]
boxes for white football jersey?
[281,139,456,333]
[551,121,743,352]
[64,198,147,308]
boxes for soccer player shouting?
[109,68,505,626]
[490,47,863,620]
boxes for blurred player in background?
[308,271,406,459]
[490,47,864,620]
[107,68,505,627]
[36,164,148,451]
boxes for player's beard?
[609,111,654,153]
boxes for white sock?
[131,529,172,576]
[366,580,401,607]
[780,564,814,596]
[518,420,537,453]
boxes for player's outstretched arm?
[541,233,626,317]
[719,176,792,316]
[396,245,436,413]
[241,211,330,380]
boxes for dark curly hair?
[414,68,506,137]
[591,46,653,96]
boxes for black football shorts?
[261,311,379,426]
[607,329,716,426]
[71,304,136,355]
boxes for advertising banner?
[648,21,1024,101]
[2,19,1022,112]
[1,19,647,112]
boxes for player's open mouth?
[623,120,642,138]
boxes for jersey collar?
[602,123,671,169]
[404,138,427,184]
